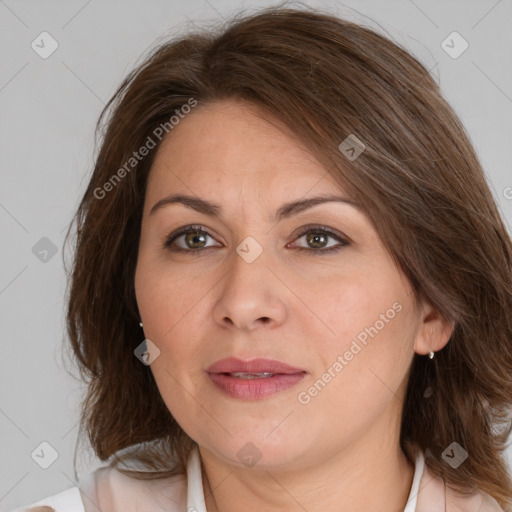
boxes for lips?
[206,357,306,375]
[205,357,307,400]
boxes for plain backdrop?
[1,0,511,509]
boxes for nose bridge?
[212,237,286,330]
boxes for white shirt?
[10,445,504,512]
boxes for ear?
[414,298,454,356]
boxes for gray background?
[1,0,511,509]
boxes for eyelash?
[162,224,350,255]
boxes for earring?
[139,321,143,328]
[428,350,435,359]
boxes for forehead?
[146,99,344,198]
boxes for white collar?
[404,449,425,511]
[186,445,208,512]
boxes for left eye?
[289,227,349,252]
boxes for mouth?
[225,372,278,379]
[205,358,307,400]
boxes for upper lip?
[206,357,306,374]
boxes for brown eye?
[289,226,350,253]
[303,232,329,249]
[183,230,208,249]
[163,226,220,252]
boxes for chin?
[199,428,309,470]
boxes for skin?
[134,99,453,512]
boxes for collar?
[186,445,208,512]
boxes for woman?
[13,4,512,512]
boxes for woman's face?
[135,99,445,470]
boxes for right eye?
[163,225,222,253]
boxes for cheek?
[309,267,416,392]
[135,258,215,388]
[318,268,407,346]
[135,253,204,333]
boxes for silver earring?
[139,322,143,328]
[428,350,435,359]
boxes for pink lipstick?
[205,357,307,400]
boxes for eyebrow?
[149,193,361,221]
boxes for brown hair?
[63,4,512,508]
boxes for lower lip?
[207,372,306,400]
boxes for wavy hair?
[63,4,512,508]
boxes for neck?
[199,424,415,512]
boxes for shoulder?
[8,487,84,512]
[445,485,506,512]
[10,465,187,512]
[83,463,187,512]
[417,460,506,512]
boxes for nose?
[211,245,287,332]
